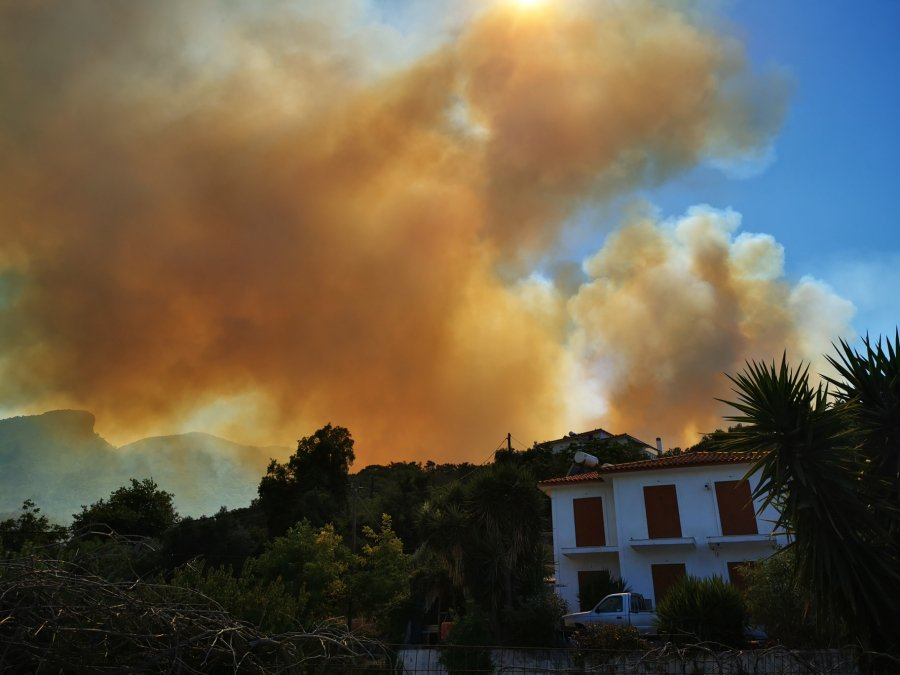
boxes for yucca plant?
[717,334,900,654]
[655,575,747,647]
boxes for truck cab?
[562,592,657,635]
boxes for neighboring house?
[535,428,660,458]
[537,451,788,611]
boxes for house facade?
[537,452,788,611]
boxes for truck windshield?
[595,596,623,613]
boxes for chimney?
[656,437,663,456]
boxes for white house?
[537,451,788,611]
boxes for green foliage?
[655,575,747,647]
[719,335,900,652]
[354,462,431,552]
[258,424,355,535]
[351,514,411,638]
[494,444,572,482]
[739,549,841,648]
[418,462,548,640]
[501,591,569,648]
[572,623,648,652]
[250,520,351,624]
[71,477,179,538]
[161,505,267,572]
[572,436,650,464]
[439,605,495,675]
[577,572,630,611]
[169,561,301,633]
[0,499,67,553]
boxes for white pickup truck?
[562,592,657,635]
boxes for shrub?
[739,549,844,648]
[501,591,568,647]
[573,623,648,652]
[655,575,747,647]
[439,605,495,675]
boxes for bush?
[573,623,648,652]
[501,591,568,647]
[169,561,301,633]
[739,549,844,648]
[655,575,747,647]
[439,605,495,675]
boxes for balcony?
[706,533,780,549]
[560,545,618,558]
[628,537,696,551]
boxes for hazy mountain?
[0,410,288,524]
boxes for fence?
[386,645,861,675]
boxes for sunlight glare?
[511,0,547,10]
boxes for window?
[715,480,758,536]
[651,563,686,603]
[573,497,605,547]
[643,485,682,538]
[595,595,623,613]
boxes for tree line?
[1,333,898,669]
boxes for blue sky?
[647,0,900,341]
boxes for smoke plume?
[0,0,851,467]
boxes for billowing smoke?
[568,205,854,446]
[0,0,849,468]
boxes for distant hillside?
[0,410,288,524]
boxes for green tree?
[418,462,548,641]
[718,334,900,653]
[161,505,267,573]
[350,514,411,637]
[257,424,355,535]
[739,549,841,648]
[0,499,67,553]
[249,520,351,625]
[572,436,650,464]
[71,478,179,538]
[169,562,301,633]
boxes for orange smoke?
[0,1,847,464]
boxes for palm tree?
[718,334,900,655]
[416,463,549,639]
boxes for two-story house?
[537,451,788,611]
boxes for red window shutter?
[573,497,606,547]
[643,485,682,538]
[715,480,758,536]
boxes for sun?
[510,0,547,9]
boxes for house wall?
[548,480,621,611]
[545,462,788,611]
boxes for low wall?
[395,646,858,675]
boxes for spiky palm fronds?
[718,345,900,653]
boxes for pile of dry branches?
[0,548,391,673]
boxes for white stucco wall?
[543,461,788,610]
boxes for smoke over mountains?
[0,1,853,467]
[0,410,278,523]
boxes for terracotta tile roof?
[537,451,759,487]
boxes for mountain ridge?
[0,410,288,524]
